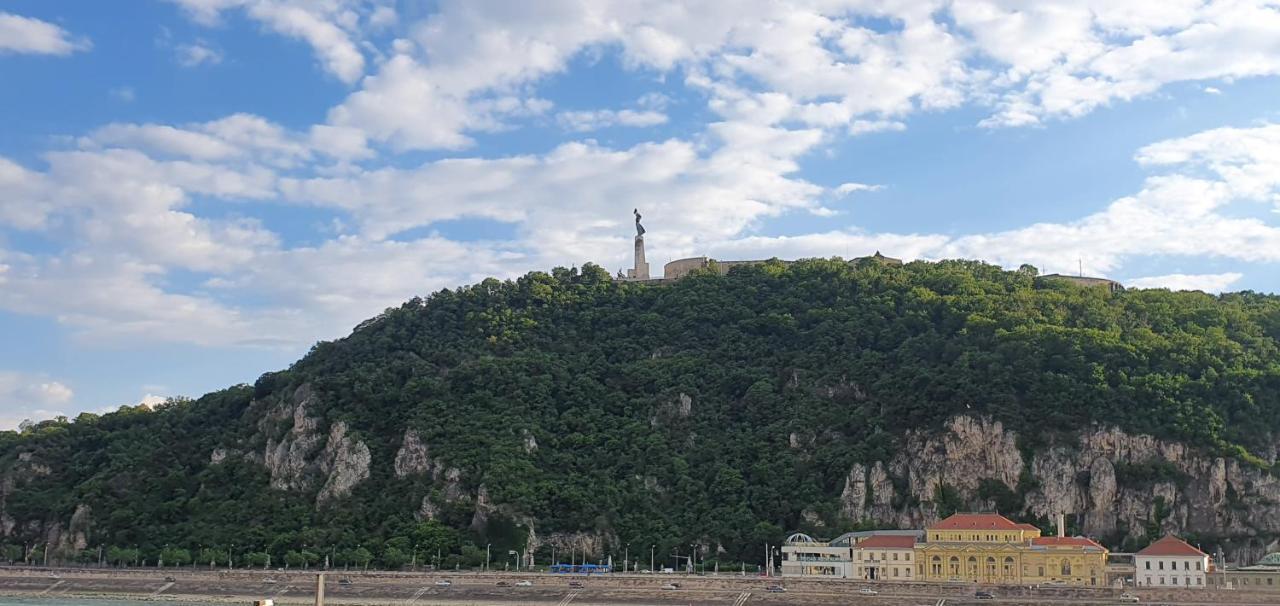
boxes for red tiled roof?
[857,535,916,549]
[1137,535,1207,557]
[929,513,1021,531]
[1032,536,1105,550]
[1016,523,1041,531]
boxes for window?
[893,568,898,577]
[1184,561,1190,571]
[1145,561,1151,570]
[949,556,960,576]
[1159,577,1165,585]
[1061,559,1072,576]
[1172,577,1178,585]
[931,556,941,576]
[986,557,996,578]
[1038,566,1045,577]
[1159,561,1164,570]
[892,552,898,561]
[968,556,978,577]
[1003,557,1015,577]
[905,553,911,561]
[1196,561,1202,571]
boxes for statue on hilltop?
[634,208,646,237]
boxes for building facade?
[780,533,854,578]
[1211,552,1280,592]
[914,513,1107,587]
[1135,535,1209,588]
[854,535,916,581]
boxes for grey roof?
[829,530,925,547]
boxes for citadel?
[617,209,1121,291]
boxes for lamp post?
[486,544,491,572]
[650,545,655,573]
[624,543,629,575]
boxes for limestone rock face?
[838,415,1280,564]
[316,422,371,503]
[394,430,432,478]
[258,384,371,504]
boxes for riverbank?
[0,566,1274,606]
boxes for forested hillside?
[2,259,1278,569]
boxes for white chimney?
[1057,513,1066,538]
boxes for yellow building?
[915,513,1107,587]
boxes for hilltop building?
[915,513,1107,586]
[1135,535,1209,588]
[1036,273,1124,292]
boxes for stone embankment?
[0,566,1275,606]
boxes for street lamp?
[624,543,630,574]
[650,545,655,573]
[486,543,491,572]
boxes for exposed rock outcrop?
[316,422,371,503]
[394,430,432,478]
[258,384,371,504]
[839,415,1280,564]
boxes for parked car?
[661,583,679,590]
[765,585,786,593]
[568,581,584,588]
[263,578,278,585]
[496,581,511,587]
[164,576,176,582]
[1118,594,1140,604]
[434,580,452,587]
[858,588,878,595]
[337,578,352,587]
[975,590,994,600]
[515,580,533,587]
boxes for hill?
[1,259,1278,569]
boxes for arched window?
[1003,556,1015,577]
[949,556,960,576]
[986,557,997,578]
[930,556,940,575]
[1061,559,1072,576]
[967,556,979,577]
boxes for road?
[0,567,1273,606]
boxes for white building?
[853,534,916,581]
[1135,535,1209,588]
[780,533,854,578]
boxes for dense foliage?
[2,259,1278,569]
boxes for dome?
[1258,552,1280,567]
[784,532,817,545]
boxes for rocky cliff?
[840,416,1280,564]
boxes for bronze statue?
[634,208,645,237]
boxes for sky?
[1,0,1280,427]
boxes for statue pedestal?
[625,235,650,280]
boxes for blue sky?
[2,0,1280,426]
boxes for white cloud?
[556,108,668,132]
[0,11,89,55]
[0,371,75,430]
[168,0,385,83]
[834,182,884,196]
[109,86,136,103]
[1204,86,1222,95]
[176,41,223,66]
[1128,272,1244,292]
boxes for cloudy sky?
[2,0,1280,427]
